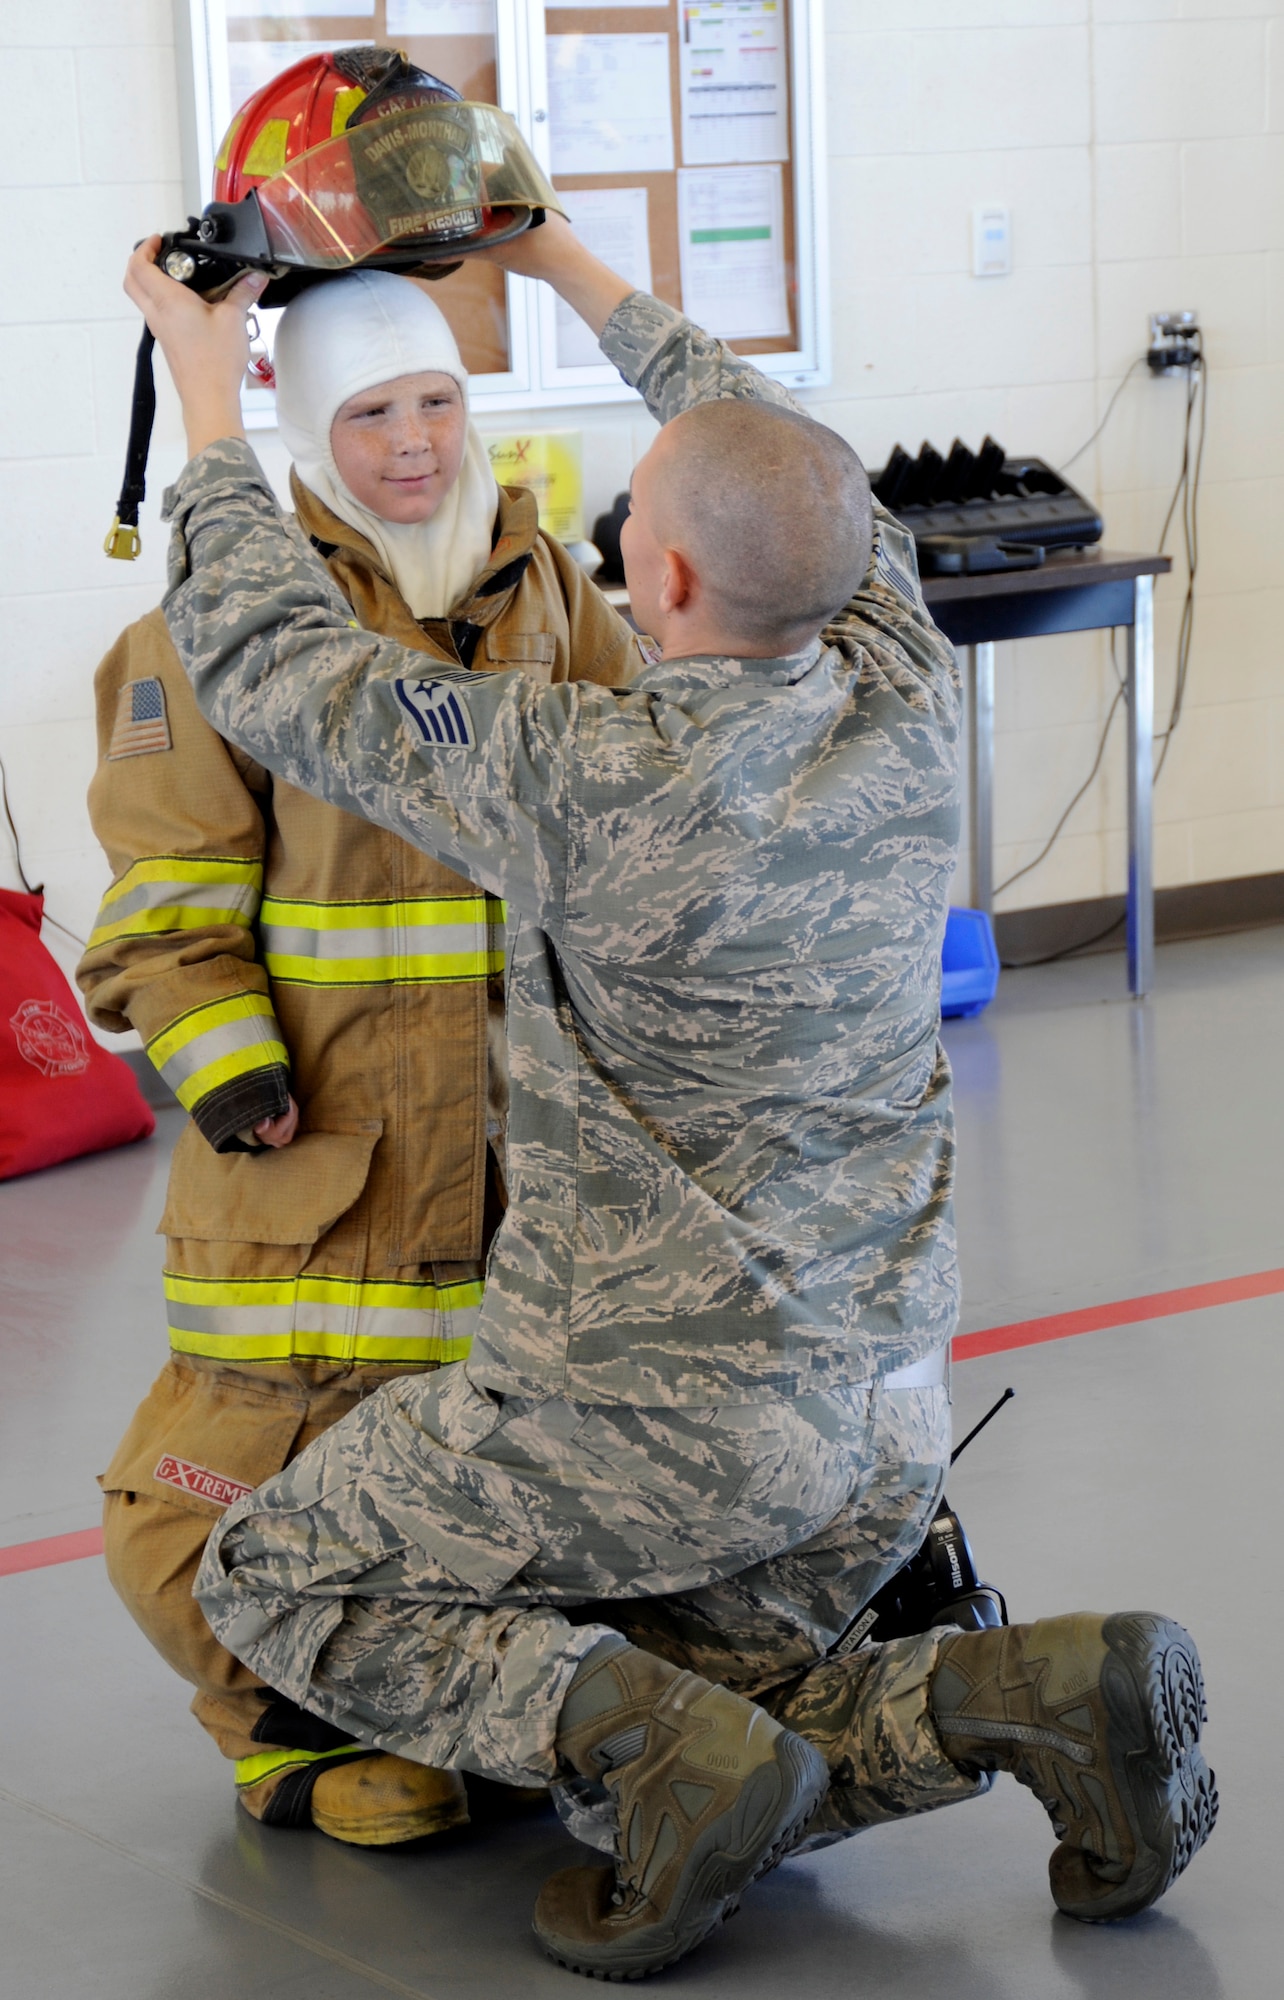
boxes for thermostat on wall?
[972,205,1012,278]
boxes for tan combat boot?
[535,1640,828,1979]
[236,1745,469,1846]
[930,1612,1217,1920]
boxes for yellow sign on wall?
[484,432,583,543]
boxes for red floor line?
[954,1265,1284,1361]
[4,1266,1281,1579]
[0,1526,105,1577]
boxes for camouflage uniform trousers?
[195,1357,986,1839]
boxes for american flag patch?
[107,677,172,760]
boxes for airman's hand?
[124,237,267,456]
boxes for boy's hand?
[239,1095,300,1150]
[470,210,633,337]
[124,238,267,456]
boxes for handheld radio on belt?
[105,46,562,560]
[830,1388,1016,1659]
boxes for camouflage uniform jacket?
[162,293,963,1409]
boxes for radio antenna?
[950,1387,1015,1465]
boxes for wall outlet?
[972,205,1011,278]
[1148,311,1201,372]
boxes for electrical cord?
[996,344,1204,964]
[0,748,34,894]
[1153,342,1206,783]
[0,748,88,949]
[1058,356,1146,475]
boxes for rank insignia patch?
[107,677,172,759]
[395,677,475,748]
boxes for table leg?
[1126,576,1155,997]
[968,642,996,915]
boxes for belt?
[880,1347,950,1390]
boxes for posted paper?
[680,0,788,166]
[485,434,584,543]
[555,188,653,369]
[547,34,675,176]
[677,164,789,339]
[229,2,368,17]
[386,0,497,34]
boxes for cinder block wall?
[2,0,1282,1035]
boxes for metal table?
[922,549,1173,997]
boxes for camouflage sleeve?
[598,291,802,427]
[160,440,577,928]
[598,294,958,719]
[822,505,961,727]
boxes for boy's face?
[330,370,467,524]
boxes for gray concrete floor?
[3,928,1281,1997]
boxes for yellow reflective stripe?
[164,1273,484,1311]
[147,994,277,1065]
[90,904,259,948]
[168,1328,476,1364]
[169,1040,290,1112]
[99,856,262,905]
[259,895,505,928]
[89,854,262,948]
[163,1269,482,1365]
[235,1745,368,1790]
[147,994,288,1110]
[262,949,504,986]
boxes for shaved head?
[637,401,873,653]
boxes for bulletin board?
[174,0,829,414]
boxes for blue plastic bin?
[940,906,1000,1019]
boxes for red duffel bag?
[1,887,154,1179]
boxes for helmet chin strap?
[104,325,156,561]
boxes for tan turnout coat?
[79,478,638,1377]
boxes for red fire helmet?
[176,46,558,293]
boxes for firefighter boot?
[236,1745,469,1846]
[534,1638,828,1979]
[929,1612,1217,1921]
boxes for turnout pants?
[196,1360,985,1838]
[101,1354,429,1761]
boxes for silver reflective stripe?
[260,921,489,961]
[157,1013,281,1093]
[106,877,259,925]
[170,1301,483,1344]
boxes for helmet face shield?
[250,103,562,270]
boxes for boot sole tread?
[1061,1612,1218,1922]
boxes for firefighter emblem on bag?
[10,999,91,1078]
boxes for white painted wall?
[2,0,1282,1032]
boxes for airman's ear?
[657,546,697,617]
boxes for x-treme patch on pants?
[195,1359,986,1840]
